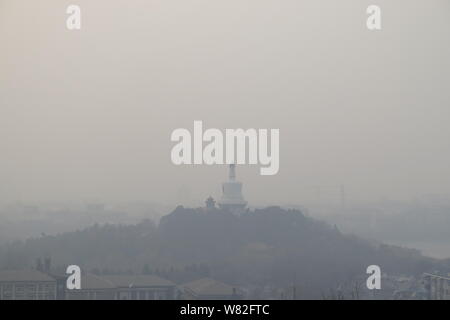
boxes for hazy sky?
[1,0,449,206]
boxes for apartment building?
[0,270,57,300]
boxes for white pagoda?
[218,164,247,215]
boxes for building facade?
[424,273,450,300]
[0,270,57,300]
[0,270,177,300]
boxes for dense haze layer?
[1,0,450,206]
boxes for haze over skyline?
[1,0,450,206]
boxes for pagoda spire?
[229,164,236,181]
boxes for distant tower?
[218,165,247,215]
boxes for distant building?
[182,278,243,300]
[48,272,69,300]
[65,274,116,300]
[0,270,177,300]
[0,270,57,300]
[218,165,247,215]
[65,274,177,300]
[423,273,450,300]
[102,275,177,300]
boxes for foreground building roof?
[0,270,56,283]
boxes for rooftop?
[80,274,116,290]
[0,270,55,283]
[103,275,175,288]
[183,278,240,297]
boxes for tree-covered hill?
[0,206,436,297]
